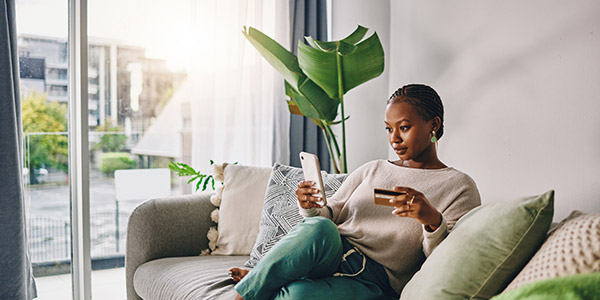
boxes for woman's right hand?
[296,181,323,209]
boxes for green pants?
[235,217,397,300]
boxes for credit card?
[374,188,406,206]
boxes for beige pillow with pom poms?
[208,164,272,255]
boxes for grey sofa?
[126,193,244,300]
[126,185,599,300]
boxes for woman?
[230,84,481,300]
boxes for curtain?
[288,0,330,171]
[0,0,37,299]
[188,0,290,171]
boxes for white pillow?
[210,164,272,255]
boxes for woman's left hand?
[389,187,442,231]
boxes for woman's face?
[385,101,436,161]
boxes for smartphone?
[374,188,407,206]
[299,152,327,206]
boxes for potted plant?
[242,25,384,173]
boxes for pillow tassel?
[210,208,219,223]
[207,226,219,251]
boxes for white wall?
[330,0,391,172]
[385,1,600,220]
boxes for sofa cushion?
[245,163,347,267]
[400,190,554,300]
[503,211,600,292]
[211,164,272,255]
[133,255,248,299]
[490,272,600,300]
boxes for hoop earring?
[430,131,437,143]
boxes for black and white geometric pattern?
[245,163,347,267]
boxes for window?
[17,0,286,298]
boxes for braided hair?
[387,84,444,140]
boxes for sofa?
[126,163,600,300]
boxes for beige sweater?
[300,160,481,294]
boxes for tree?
[21,91,68,183]
[92,119,127,152]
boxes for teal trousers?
[235,217,397,300]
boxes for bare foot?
[234,292,245,300]
[228,267,249,283]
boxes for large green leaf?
[284,82,302,115]
[286,100,303,115]
[242,27,303,87]
[339,32,385,93]
[284,81,295,99]
[285,78,338,120]
[304,25,367,52]
[297,42,339,98]
[290,89,321,120]
[305,36,357,55]
[244,27,339,121]
[341,25,369,44]
[294,79,340,121]
[298,29,385,99]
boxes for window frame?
[67,0,92,298]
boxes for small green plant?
[169,160,215,192]
[169,160,237,192]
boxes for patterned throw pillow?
[245,163,347,267]
[502,211,600,292]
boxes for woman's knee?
[299,216,338,239]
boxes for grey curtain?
[288,0,331,172]
[0,0,38,298]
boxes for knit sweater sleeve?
[298,162,369,220]
[421,174,481,256]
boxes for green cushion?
[490,272,600,300]
[400,190,554,300]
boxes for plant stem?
[325,124,342,162]
[336,50,348,173]
[320,126,340,174]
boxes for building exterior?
[18,34,184,131]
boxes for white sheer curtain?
[186,0,290,170]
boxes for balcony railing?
[29,208,131,276]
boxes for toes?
[228,268,241,282]
[228,268,249,283]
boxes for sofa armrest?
[125,192,216,300]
